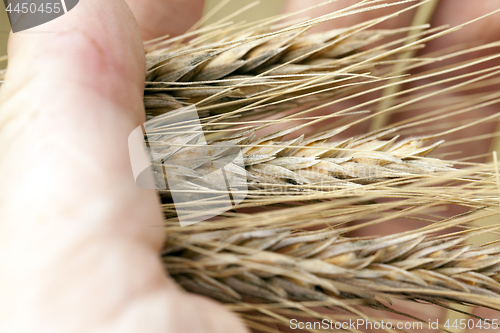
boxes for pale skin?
[0,1,499,332]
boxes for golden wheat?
[134,2,500,330]
[139,1,500,331]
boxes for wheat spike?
[165,223,500,308]
[143,1,434,122]
[147,114,452,198]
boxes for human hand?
[0,1,248,332]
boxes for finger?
[124,0,205,41]
[427,0,500,56]
[392,1,500,161]
[0,1,247,332]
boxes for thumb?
[0,1,248,333]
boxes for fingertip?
[125,0,204,41]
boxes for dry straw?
[142,0,500,331]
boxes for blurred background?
[0,0,285,70]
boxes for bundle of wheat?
[136,0,500,331]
